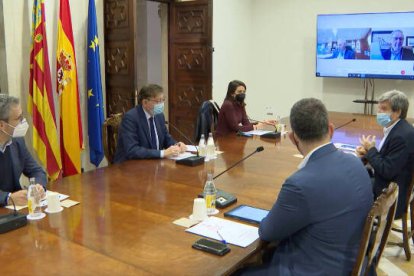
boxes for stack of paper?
[186,216,259,247]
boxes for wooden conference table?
[0,112,386,275]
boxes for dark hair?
[225,80,246,101]
[138,84,163,104]
[0,94,19,122]
[290,98,329,142]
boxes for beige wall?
[213,0,414,120]
[2,0,107,171]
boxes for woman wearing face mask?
[113,84,186,163]
[216,80,276,136]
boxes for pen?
[216,230,227,245]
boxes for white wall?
[2,0,107,171]
[213,0,414,120]
[212,0,252,106]
[147,1,162,85]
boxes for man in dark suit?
[380,30,414,60]
[357,90,414,218]
[113,84,186,163]
[0,94,46,207]
[245,98,373,275]
[330,38,355,59]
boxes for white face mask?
[5,119,29,138]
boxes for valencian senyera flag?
[57,0,83,176]
[28,0,62,180]
[87,0,104,167]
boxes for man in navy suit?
[330,38,355,59]
[113,84,186,163]
[0,94,46,207]
[357,90,414,218]
[380,30,414,60]
[245,98,373,275]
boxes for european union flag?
[87,0,104,167]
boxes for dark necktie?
[149,117,157,149]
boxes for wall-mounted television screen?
[316,12,414,80]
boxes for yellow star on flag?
[88,89,94,98]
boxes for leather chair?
[102,113,123,164]
[389,172,414,260]
[352,182,399,276]
[194,100,220,143]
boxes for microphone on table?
[200,146,265,208]
[0,195,28,234]
[165,121,205,166]
[334,118,356,130]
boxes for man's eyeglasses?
[149,98,165,104]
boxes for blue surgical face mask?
[153,102,164,115]
[376,112,392,127]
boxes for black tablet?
[224,205,269,225]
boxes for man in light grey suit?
[244,98,373,275]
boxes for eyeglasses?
[393,37,404,41]
[149,98,165,104]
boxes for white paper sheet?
[167,152,196,160]
[5,191,69,210]
[241,130,273,136]
[186,216,259,248]
[185,145,198,152]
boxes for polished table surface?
[0,112,389,275]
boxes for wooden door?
[104,0,137,115]
[169,0,213,142]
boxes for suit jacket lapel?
[10,141,21,188]
[379,120,402,154]
[137,105,153,147]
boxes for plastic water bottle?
[203,173,217,215]
[198,134,206,157]
[206,132,215,160]
[27,178,42,218]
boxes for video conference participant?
[247,98,373,275]
[331,38,355,59]
[113,84,186,163]
[0,94,46,207]
[215,80,276,136]
[357,90,414,219]
[381,30,414,60]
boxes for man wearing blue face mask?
[0,94,46,207]
[356,90,414,218]
[113,84,186,163]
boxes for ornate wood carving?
[169,0,212,140]
[105,44,129,75]
[105,0,128,29]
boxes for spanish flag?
[57,0,83,176]
[28,0,62,180]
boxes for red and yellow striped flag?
[29,0,62,180]
[57,0,83,176]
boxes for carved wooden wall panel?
[104,0,136,160]
[104,0,135,116]
[169,0,212,141]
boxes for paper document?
[241,130,273,136]
[186,216,259,247]
[186,145,198,152]
[167,152,196,160]
[334,143,357,156]
[5,191,69,210]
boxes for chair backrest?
[352,182,399,276]
[404,171,414,213]
[102,113,123,164]
[194,100,220,142]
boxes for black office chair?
[194,100,220,143]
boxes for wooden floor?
[378,219,414,276]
